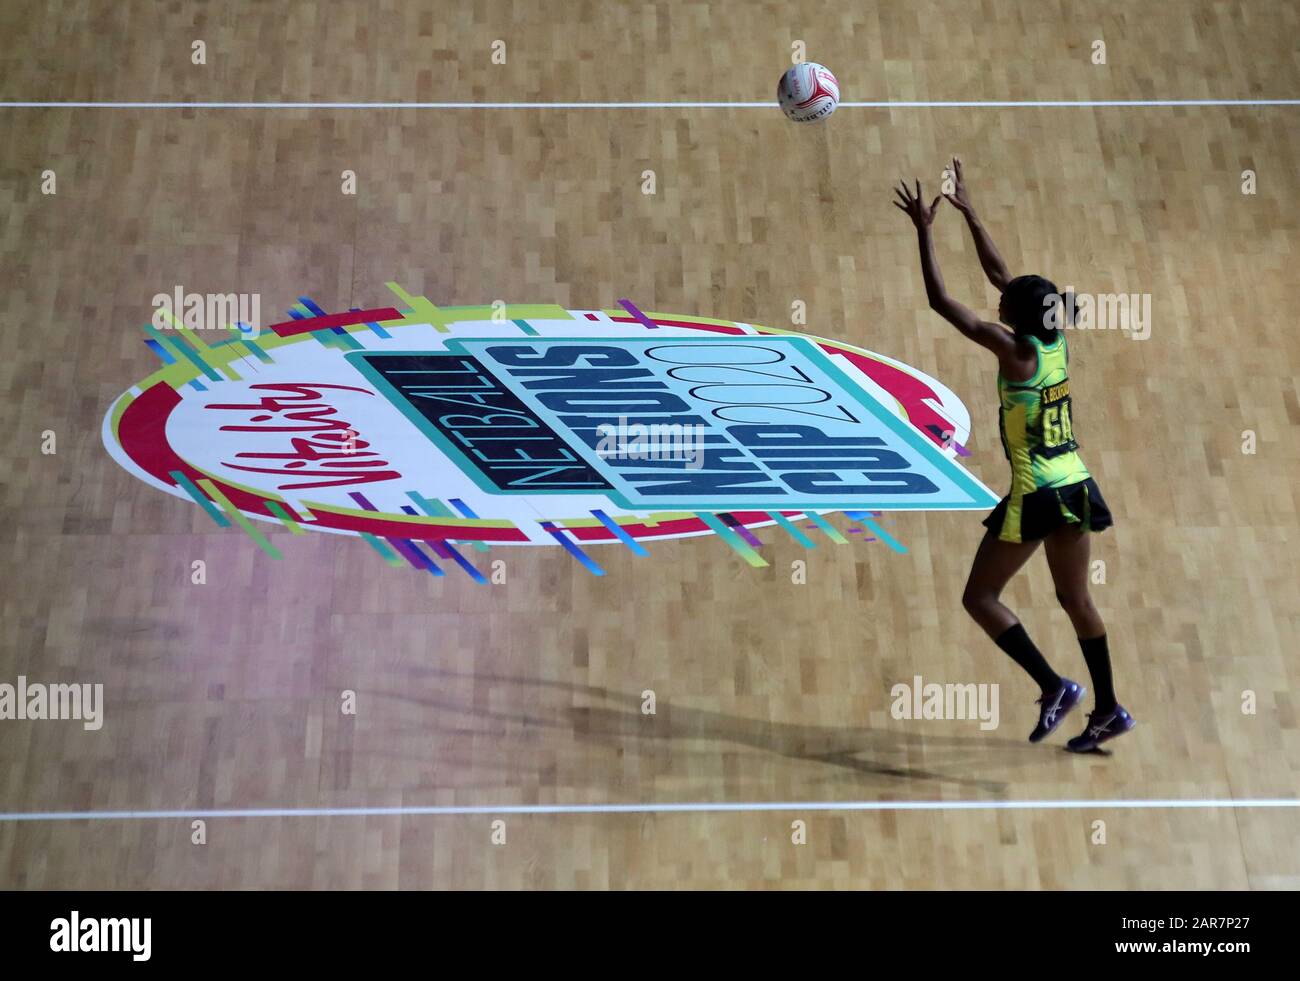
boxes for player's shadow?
[379,667,1041,796]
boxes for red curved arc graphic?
[830,350,950,445]
[116,383,531,543]
[267,306,403,337]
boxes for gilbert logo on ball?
[778,62,840,122]
[103,285,997,578]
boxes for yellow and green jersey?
[997,333,1090,500]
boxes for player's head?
[999,274,1071,342]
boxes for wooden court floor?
[0,1,1297,888]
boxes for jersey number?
[1039,397,1077,457]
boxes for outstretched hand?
[942,157,975,216]
[893,179,942,229]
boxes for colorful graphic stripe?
[695,512,768,568]
[590,510,649,556]
[802,511,849,545]
[765,511,817,548]
[539,521,605,575]
[265,500,306,535]
[169,470,231,527]
[719,513,764,549]
[845,511,908,553]
[360,532,406,567]
[268,306,403,337]
[197,478,282,558]
[407,492,491,553]
[350,491,444,575]
[393,538,445,575]
[435,541,489,584]
[617,298,658,330]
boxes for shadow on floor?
[370,666,1049,797]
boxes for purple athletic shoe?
[1066,706,1136,752]
[1029,679,1085,743]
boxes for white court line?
[0,798,1297,822]
[0,100,1297,109]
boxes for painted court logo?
[103,286,997,578]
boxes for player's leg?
[963,530,1085,741]
[1043,524,1135,751]
[1042,524,1108,695]
[961,529,1040,639]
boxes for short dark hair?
[1002,274,1073,342]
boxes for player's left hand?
[893,179,942,228]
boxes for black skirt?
[982,477,1114,544]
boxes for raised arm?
[893,179,1018,362]
[943,157,1012,292]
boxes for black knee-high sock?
[993,623,1061,694]
[1079,634,1117,713]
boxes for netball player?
[892,160,1135,751]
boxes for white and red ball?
[777,63,840,122]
